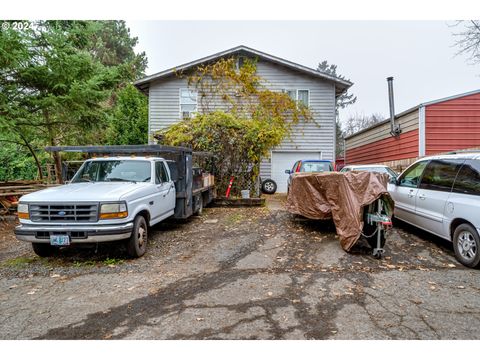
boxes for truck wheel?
[32,243,55,257]
[127,215,148,258]
[261,179,277,194]
[194,195,203,216]
[453,223,480,268]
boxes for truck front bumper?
[14,222,134,243]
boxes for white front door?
[271,151,321,193]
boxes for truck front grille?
[29,203,98,223]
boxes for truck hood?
[20,182,151,203]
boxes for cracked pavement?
[1,195,479,339]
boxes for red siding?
[425,93,480,155]
[346,129,419,164]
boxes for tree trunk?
[18,133,43,180]
[44,109,63,184]
[52,150,63,184]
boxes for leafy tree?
[317,60,356,157]
[317,60,357,111]
[106,84,148,145]
[162,58,311,194]
[0,21,147,182]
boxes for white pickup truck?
[15,145,215,258]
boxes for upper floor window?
[180,89,197,119]
[236,56,246,71]
[297,90,309,107]
[283,89,309,107]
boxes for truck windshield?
[72,160,152,183]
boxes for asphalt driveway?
[0,195,479,339]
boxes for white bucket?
[241,190,250,199]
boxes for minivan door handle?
[407,190,415,198]
[418,194,426,200]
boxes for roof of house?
[344,88,480,140]
[134,45,353,97]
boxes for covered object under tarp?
[285,172,394,252]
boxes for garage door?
[271,151,321,193]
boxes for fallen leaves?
[204,219,219,224]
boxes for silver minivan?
[388,153,480,268]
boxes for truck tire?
[127,215,148,258]
[194,195,203,216]
[32,243,55,257]
[261,179,277,194]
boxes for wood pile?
[0,181,58,215]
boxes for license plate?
[50,234,70,246]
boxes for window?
[419,159,463,192]
[285,90,296,101]
[291,161,299,173]
[72,161,151,183]
[283,89,310,107]
[300,161,333,172]
[297,90,309,107]
[155,162,169,184]
[236,56,245,71]
[452,160,480,196]
[398,160,428,188]
[180,89,197,119]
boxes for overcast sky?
[127,21,480,127]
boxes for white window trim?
[296,89,310,108]
[283,89,310,108]
[179,88,198,119]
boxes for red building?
[344,89,480,172]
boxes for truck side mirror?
[285,170,291,174]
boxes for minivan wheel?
[453,223,480,268]
[127,215,148,258]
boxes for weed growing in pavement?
[0,256,36,267]
[225,212,244,225]
[72,260,97,268]
[102,257,124,266]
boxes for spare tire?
[261,178,277,194]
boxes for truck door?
[153,161,176,222]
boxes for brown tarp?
[285,171,394,251]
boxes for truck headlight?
[17,203,29,220]
[100,202,128,219]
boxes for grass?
[102,257,124,266]
[225,212,245,225]
[0,256,37,268]
[72,260,97,268]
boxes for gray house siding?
[147,59,336,179]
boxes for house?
[344,89,480,172]
[134,45,352,192]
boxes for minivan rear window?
[452,160,480,196]
[419,159,463,192]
